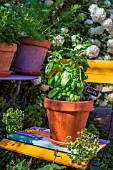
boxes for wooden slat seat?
[0,127,110,170]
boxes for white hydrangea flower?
[108,25,113,37]
[71,35,79,42]
[91,39,101,47]
[96,56,103,60]
[107,39,113,48]
[88,27,95,35]
[103,54,111,60]
[91,8,106,23]
[45,0,53,6]
[52,35,65,46]
[99,99,107,107]
[107,48,113,54]
[40,84,49,91]
[33,76,41,86]
[86,45,100,58]
[61,27,68,34]
[74,45,83,51]
[110,14,113,20]
[95,26,104,35]
[88,4,99,13]
[108,9,113,14]
[84,19,93,25]
[102,18,112,30]
[104,0,111,7]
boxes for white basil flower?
[95,26,104,35]
[107,39,113,48]
[61,27,68,34]
[45,0,53,6]
[40,84,49,92]
[33,76,42,86]
[108,25,113,37]
[71,35,78,42]
[88,27,95,35]
[102,18,112,30]
[86,45,100,58]
[84,19,93,25]
[88,4,99,13]
[74,45,83,51]
[52,35,65,46]
[104,0,111,7]
[4,3,10,6]
[92,39,101,47]
[91,8,106,23]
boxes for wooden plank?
[0,138,87,169]
[30,126,50,133]
[16,131,50,141]
[7,133,68,153]
[24,129,50,137]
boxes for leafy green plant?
[23,94,46,129]
[45,55,89,101]
[0,4,22,44]
[2,107,24,133]
[6,158,32,170]
[65,128,99,166]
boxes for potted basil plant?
[44,55,94,146]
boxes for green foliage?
[46,55,89,101]
[65,128,99,166]
[6,158,32,170]
[23,94,46,128]
[0,97,6,110]
[2,107,24,133]
[0,4,22,44]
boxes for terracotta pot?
[14,37,51,76]
[44,97,94,146]
[0,43,17,77]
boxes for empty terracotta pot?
[44,97,94,146]
[14,37,51,76]
[0,43,17,77]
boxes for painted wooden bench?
[0,126,110,170]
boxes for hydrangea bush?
[46,0,113,61]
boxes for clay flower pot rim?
[44,97,94,104]
[19,36,51,49]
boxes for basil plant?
[45,56,89,102]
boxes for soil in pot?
[44,97,94,147]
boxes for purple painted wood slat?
[16,131,50,141]
[0,74,39,80]
[30,126,50,133]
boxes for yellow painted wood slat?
[24,129,50,137]
[49,59,113,84]
[0,139,87,169]
[0,139,107,169]
[85,60,113,84]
